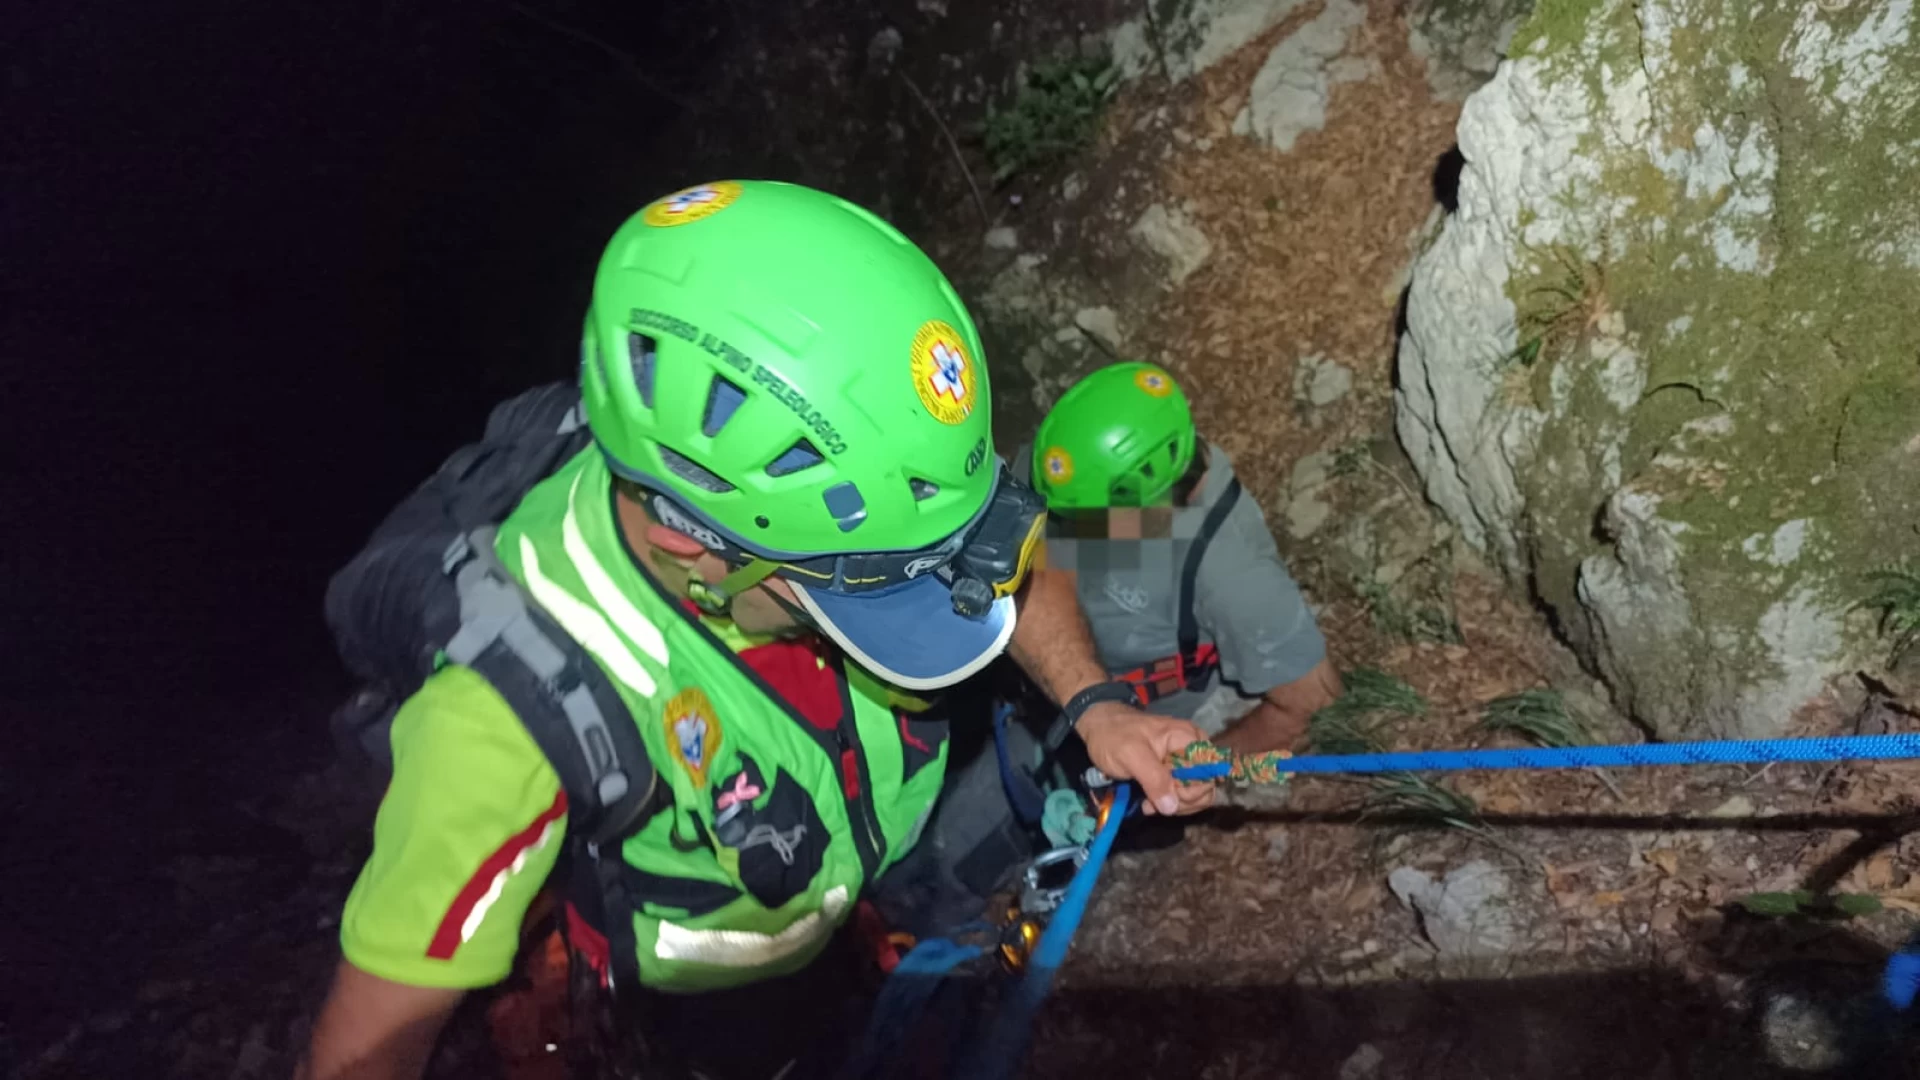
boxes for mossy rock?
[1396,0,1920,739]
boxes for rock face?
[1387,859,1519,957]
[1396,0,1920,739]
[1232,0,1375,152]
[1130,202,1215,285]
[1112,0,1312,81]
[1406,0,1535,102]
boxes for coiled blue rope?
[842,934,988,1079]
[960,783,1132,1079]
[1170,733,1920,782]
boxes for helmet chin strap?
[687,560,821,637]
[766,589,819,632]
[685,557,781,617]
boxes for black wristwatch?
[1052,676,1136,745]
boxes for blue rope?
[842,935,988,1079]
[1887,944,1920,1012]
[1177,734,1920,1019]
[1171,733,1920,782]
[961,783,1133,1079]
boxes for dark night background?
[7,0,1036,1061]
[6,0,725,1057]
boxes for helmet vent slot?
[766,439,826,478]
[701,376,747,438]
[628,333,659,409]
[658,446,734,493]
[909,478,940,502]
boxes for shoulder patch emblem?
[664,687,723,788]
[910,320,977,425]
[642,181,743,228]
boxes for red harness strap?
[1113,643,1221,706]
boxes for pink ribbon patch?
[716,772,764,813]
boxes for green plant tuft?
[1327,440,1371,479]
[982,56,1118,182]
[1309,669,1484,834]
[1358,579,1461,645]
[1856,561,1920,661]
[1508,241,1609,368]
[1337,667,1429,717]
[1308,668,1424,754]
[1363,773,1484,832]
[1308,709,1382,757]
[1479,688,1589,748]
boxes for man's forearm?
[1215,658,1340,755]
[1215,699,1309,755]
[1008,567,1108,704]
[1010,567,1217,817]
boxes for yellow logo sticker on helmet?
[1134,368,1175,398]
[642,181,743,228]
[910,320,977,426]
[1042,447,1074,486]
[664,687,723,788]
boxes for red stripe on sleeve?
[425,789,569,961]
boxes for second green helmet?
[1032,361,1197,509]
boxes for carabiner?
[1020,845,1089,916]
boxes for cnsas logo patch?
[1134,367,1175,398]
[642,181,743,228]
[1042,447,1074,486]
[664,687,723,788]
[910,320,976,426]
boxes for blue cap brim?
[789,577,1016,691]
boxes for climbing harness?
[1109,477,1243,707]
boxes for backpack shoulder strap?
[444,527,661,847]
[1177,476,1241,688]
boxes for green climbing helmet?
[581,180,1043,691]
[1031,361,1197,509]
[582,179,995,557]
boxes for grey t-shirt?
[1014,444,1326,726]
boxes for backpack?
[323,382,658,848]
